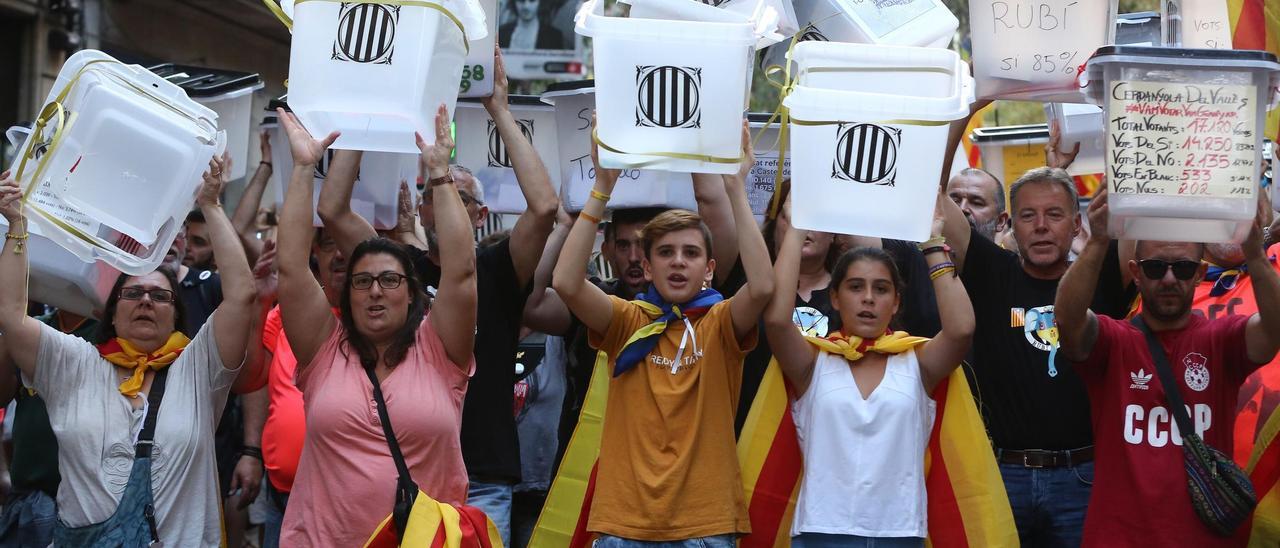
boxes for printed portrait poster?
[497,0,588,79]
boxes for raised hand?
[276,108,339,167]
[259,129,273,163]
[396,180,417,235]
[417,104,455,181]
[1046,118,1081,170]
[589,113,621,193]
[0,171,21,224]
[481,44,508,114]
[197,155,227,209]
[253,238,279,302]
[1086,183,1109,243]
[731,120,755,187]
[219,150,234,183]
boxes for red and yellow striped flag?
[364,496,502,548]
[737,360,1018,547]
[529,352,610,548]
[1229,0,1280,141]
[535,348,1017,547]
[1244,404,1280,547]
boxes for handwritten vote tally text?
[1106,80,1256,198]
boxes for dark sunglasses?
[1138,259,1200,281]
[350,271,409,291]
[119,287,176,303]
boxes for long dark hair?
[338,238,428,370]
[829,247,905,331]
[94,267,187,344]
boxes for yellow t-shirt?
[587,295,757,540]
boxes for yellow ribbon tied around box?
[12,58,218,255]
[263,0,472,54]
[756,26,950,220]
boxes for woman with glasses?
[274,104,478,547]
[0,154,259,547]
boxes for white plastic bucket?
[748,112,788,220]
[540,81,697,212]
[971,124,1050,189]
[265,108,416,229]
[454,97,560,214]
[283,0,488,153]
[14,50,225,276]
[783,41,974,241]
[969,0,1117,102]
[1085,46,1280,243]
[0,217,119,318]
[1043,103,1104,176]
[151,64,264,181]
[575,0,758,174]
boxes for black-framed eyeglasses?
[1138,259,1200,281]
[350,271,409,291]
[119,287,176,303]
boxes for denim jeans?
[998,460,1093,548]
[0,490,56,548]
[592,533,736,547]
[791,533,924,548]
[468,479,513,546]
[261,480,289,548]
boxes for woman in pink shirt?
[273,105,478,547]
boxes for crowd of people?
[0,47,1276,548]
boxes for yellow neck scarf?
[97,332,190,397]
[804,330,930,361]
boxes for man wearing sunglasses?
[1056,189,1280,546]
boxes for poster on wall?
[497,0,587,80]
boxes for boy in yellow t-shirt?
[552,125,774,545]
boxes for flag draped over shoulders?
[533,330,1016,547]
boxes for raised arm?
[552,131,617,335]
[692,173,738,286]
[1046,118,1081,171]
[201,155,258,373]
[314,149,374,258]
[726,123,775,340]
[393,181,429,251]
[485,47,557,289]
[276,108,341,371]
[915,195,975,391]
[763,223,819,395]
[1244,194,1280,364]
[0,173,40,379]
[523,207,574,336]
[233,239,277,394]
[423,105,478,368]
[939,185,974,273]
[231,137,274,262]
[1055,187,1109,362]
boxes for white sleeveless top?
[790,348,936,538]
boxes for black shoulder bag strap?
[135,368,170,545]
[363,366,420,543]
[1130,316,1196,436]
[1130,316,1257,536]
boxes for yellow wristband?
[579,211,602,225]
[929,266,955,281]
[589,189,611,202]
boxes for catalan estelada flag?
[1244,398,1280,546]
[364,496,501,548]
[1229,0,1280,141]
[737,359,1017,547]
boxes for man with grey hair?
[940,166,1134,546]
[947,167,1008,241]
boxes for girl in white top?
[764,200,974,548]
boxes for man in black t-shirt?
[317,66,560,544]
[941,166,1133,547]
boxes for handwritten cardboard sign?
[1176,0,1232,50]
[1106,80,1256,198]
[969,0,1111,100]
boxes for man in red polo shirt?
[1056,189,1280,546]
